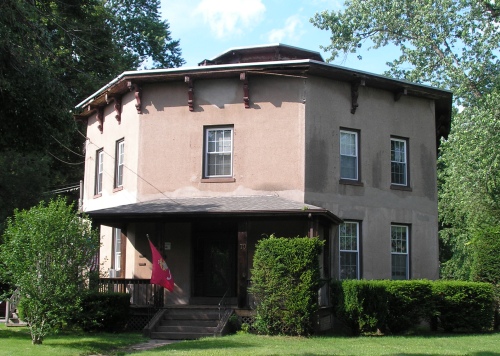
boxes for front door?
[193,228,236,298]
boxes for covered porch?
[88,196,341,333]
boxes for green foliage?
[439,90,500,280]
[70,292,130,332]
[0,198,100,344]
[311,0,500,105]
[249,235,324,336]
[432,280,495,332]
[332,280,494,334]
[331,280,388,335]
[383,280,434,334]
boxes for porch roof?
[85,195,342,225]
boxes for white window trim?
[95,149,104,195]
[339,221,360,280]
[340,130,359,181]
[391,224,409,280]
[390,138,408,186]
[204,127,233,178]
[115,139,124,188]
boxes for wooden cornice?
[90,105,105,133]
[127,81,142,114]
[106,94,122,124]
[185,76,194,111]
[240,72,250,108]
[350,79,365,114]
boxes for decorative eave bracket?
[350,79,365,114]
[90,105,105,133]
[106,94,122,124]
[127,81,142,114]
[394,88,408,101]
[185,76,194,111]
[240,72,250,108]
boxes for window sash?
[339,221,359,279]
[95,150,103,194]
[205,128,233,177]
[113,228,121,277]
[391,138,407,185]
[340,131,358,180]
[391,225,409,279]
[116,140,124,187]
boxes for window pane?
[392,254,407,280]
[391,139,407,185]
[205,128,233,177]
[339,222,359,279]
[340,131,358,180]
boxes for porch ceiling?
[84,195,342,225]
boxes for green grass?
[141,333,500,356]
[0,323,147,356]
[1,324,499,355]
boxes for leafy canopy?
[0,198,100,344]
[311,0,500,105]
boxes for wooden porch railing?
[97,278,165,307]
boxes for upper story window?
[95,149,104,195]
[115,139,124,188]
[391,137,409,186]
[340,129,359,181]
[339,221,360,279]
[204,127,233,178]
[391,224,409,280]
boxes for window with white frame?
[391,138,408,186]
[112,227,122,278]
[95,149,104,195]
[115,139,124,188]
[391,224,409,279]
[204,127,233,178]
[340,130,359,181]
[339,221,360,279]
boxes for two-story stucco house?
[75,44,452,335]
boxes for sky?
[159,0,399,75]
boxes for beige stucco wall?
[135,76,306,202]
[304,76,439,279]
[82,91,140,212]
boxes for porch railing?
[97,278,164,307]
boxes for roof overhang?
[74,58,452,144]
[84,196,342,227]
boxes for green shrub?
[71,292,130,332]
[432,280,495,332]
[384,280,434,334]
[250,235,324,336]
[472,227,500,330]
[331,280,388,335]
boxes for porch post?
[308,216,319,238]
[237,221,248,308]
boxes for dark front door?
[193,228,236,298]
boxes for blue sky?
[159,0,399,74]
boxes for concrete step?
[156,325,218,333]
[160,319,218,327]
[150,331,215,340]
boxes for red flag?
[148,240,175,292]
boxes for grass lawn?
[139,332,500,356]
[1,323,499,355]
[0,323,147,356]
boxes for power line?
[51,135,85,157]
[47,151,85,165]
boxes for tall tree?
[0,0,184,230]
[311,0,500,279]
[311,0,500,105]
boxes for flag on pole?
[148,239,175,292]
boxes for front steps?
[145,306,233,340]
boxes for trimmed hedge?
[250,235,324,336]
[70,292,130,332]
[331,280,388,335]
[432,280,494,332]
[331,280,495,334]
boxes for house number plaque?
[239,243,247,250]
